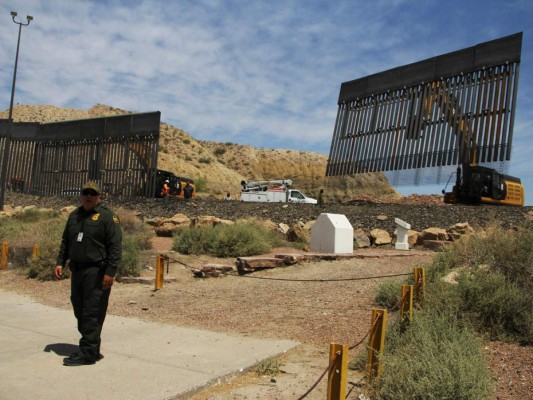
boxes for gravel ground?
[2,193,532,399]
[5,192,533,233]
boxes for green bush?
[373,312,493,400]
[424,226,533,344]
[428,225,532,287]
[457,269,533,344]
[214,147,226,156]
[375,280,403,309]
[209,222,271,257]
[115,208,153,277]
[172,226,215,255]
[172,220,286,258]
[195,177,207,192]
[25,217,67,281]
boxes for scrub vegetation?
[172,218,290,258]
[370,226,532,399]
[1,208,152,280]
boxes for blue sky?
[1,0,532,204]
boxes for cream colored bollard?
[394,217,411,250]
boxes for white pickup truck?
[240,179,317,204]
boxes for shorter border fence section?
[0,112,161,198]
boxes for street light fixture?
[0,11,33,210]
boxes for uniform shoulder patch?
[113,215,120,224]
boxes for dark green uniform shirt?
[56,203,122,277]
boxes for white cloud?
[1,0,532,204]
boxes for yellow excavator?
[421,81,524,206]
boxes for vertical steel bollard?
[155,255,164,290]
[32,244,39,258]
[1,241,8,270]
[413,267,426,306]
[327,343,348,400]
[366,308,388,381]
[401,285,413,322]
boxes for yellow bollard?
[367,308,388,381]
[400,285,414,322]
[155,255,165,290]
[413,267,426,306]
[1,241,8,270]
[327,343,348,400]
[32,244,39,258]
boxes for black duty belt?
[70,260,105,270]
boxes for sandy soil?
[0,237,530,399]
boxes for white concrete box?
[310,213,354,254]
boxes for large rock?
[407,229,421,246]
[191,216,234,227]
[277,223,290,235]
[354,228,371,248]
[287,224,310,243]
[420,227,449,241]
[423,240,451,252]
[154,223,176,237]
[370,229,392,245]
[447,222,474,241]
[169,213,191,227]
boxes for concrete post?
[394,217,411,250]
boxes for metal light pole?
[0,11,33,210]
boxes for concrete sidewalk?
[0,289,298,400]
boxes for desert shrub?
[429,224,531,286]
[213,147,226,156]
[255,358,280,375]
[25,217,67,280]
[374,280,403,309]
[372,312,493,400]
[209,222,271,257]
[112,208,153,277]
[425,226,533,343]
[172,226,215,255]
[457,269,533,344]
[194,177,207,192]
[172,220,285,258]
[116,208,153,250]
[182,138,190,144]
[0,208,60,243]
[198,157,212,164]
[118,234,143,277]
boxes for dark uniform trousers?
[70,262,110,360]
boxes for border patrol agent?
[54,181,122,366]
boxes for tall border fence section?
[326,33,522,184]
[0,111,160,197]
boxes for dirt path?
[0,241,530,399]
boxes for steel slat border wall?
[0,112,160,197]
[326,33,522,179]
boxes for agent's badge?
[92,213,100,221]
